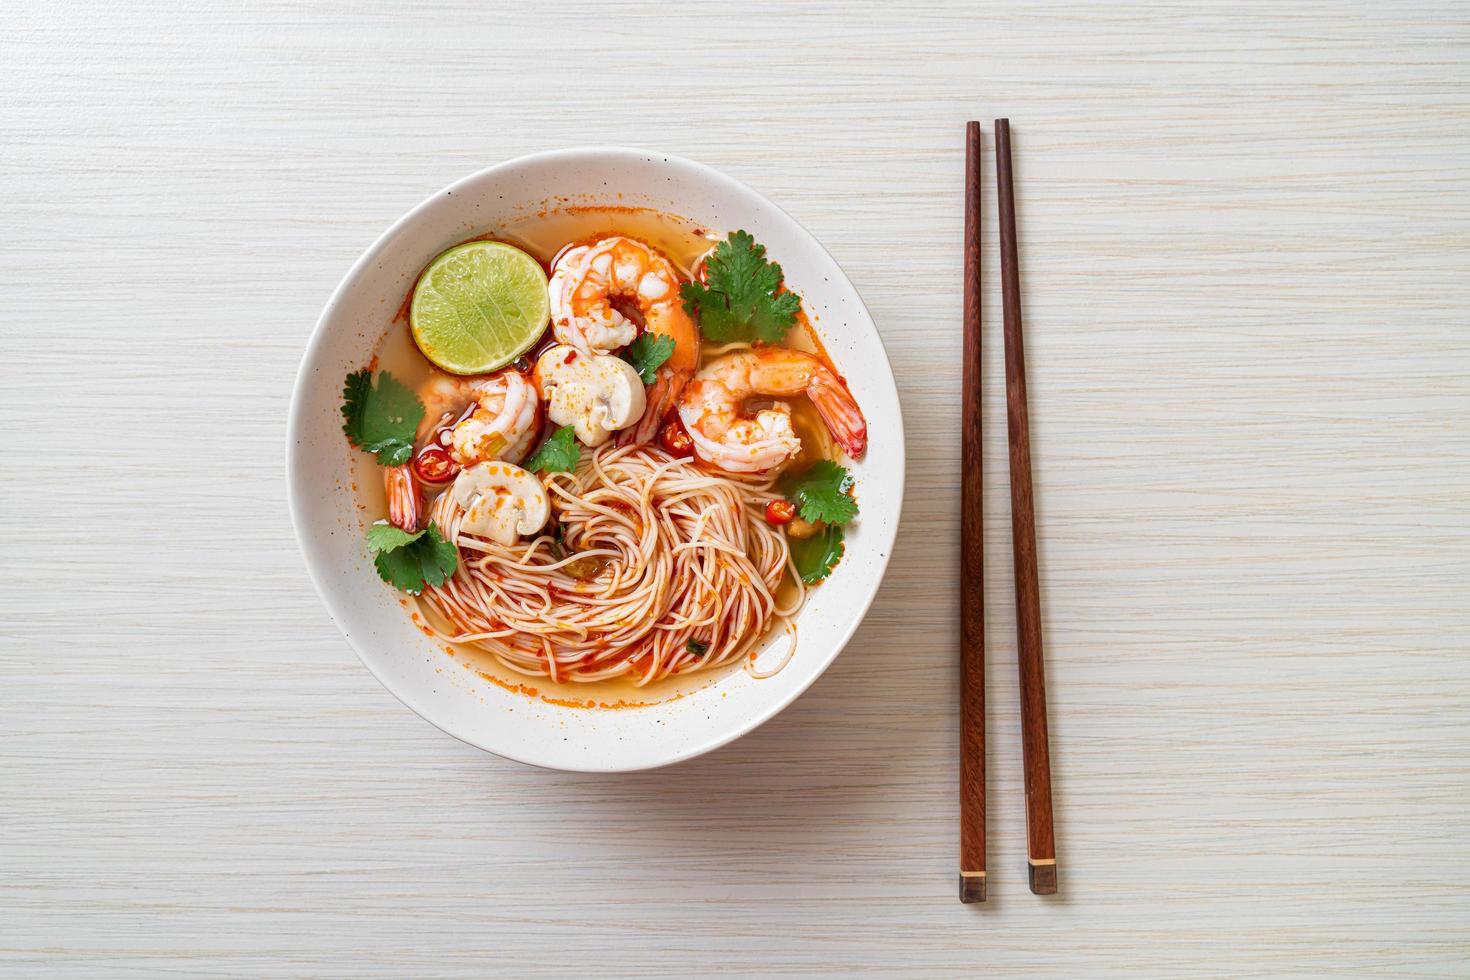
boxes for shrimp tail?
[622,367,690,446]
[385,464,422,531]
[808,374,868,458]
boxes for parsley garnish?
[789,525,844,585]
[366,521,458,595]
[524,425,580,473]
[680,231,801,343]
[621,333,676,384]
[778,460,858,526]
[686,638,709,657]
[341,369,425,466]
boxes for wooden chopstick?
[995,118,1058,896]
[958,120,987,905]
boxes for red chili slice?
[413,447,459,484]
[764,500,796,526]
[659,420,694,457]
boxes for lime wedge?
[409,241,550,375]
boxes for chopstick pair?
[959,119,1057,904]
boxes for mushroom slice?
[451,461,550,546]
[534,345,646,446]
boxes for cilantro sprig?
[621,333,676,384]
[686,638,710,657]
[789,525,844,585]
[680,231,801,343]
[777,460,858,526]
[366,522,458,595]
[342,369,425,466]
[525,425,580,473]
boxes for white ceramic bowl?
[289,148,903,772]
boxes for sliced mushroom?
[534,345,646,446]
[451,461,550,546]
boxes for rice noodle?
[419,444,806,685]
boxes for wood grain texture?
[996,118,1058,896]
[959,120,987,904]
[3,0,1470,975]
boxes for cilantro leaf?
[789,524,844,585]
[415,529,459,588]
[365,523,421,553]
[366,521,458,595]
[686,638,709,657]
[621,333,676,384]
[342,369,425,466]
[778,460,858,525]
[680,231,801,343]
[524,425,580,473]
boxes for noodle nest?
[422,444,803,684]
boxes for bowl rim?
[287,146,905,771]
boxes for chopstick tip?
[1028,861,1058,895]
[959,872,987,904]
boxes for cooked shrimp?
[424,371,541,467]
[385,466,422,534]
[677,349,867,474]
[548,236,700,443]
[385,369,541,530]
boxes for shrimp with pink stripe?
[676,348,867,474]
[384,370,541,531]
[548,236,700,443]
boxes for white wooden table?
[5,2,1469,975]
